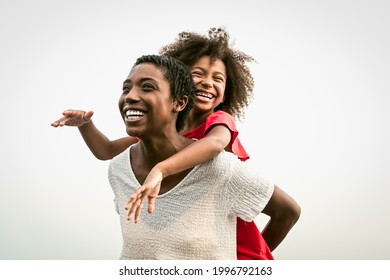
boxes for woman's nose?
[125,88,139,102]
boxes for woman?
[108,54,300,259]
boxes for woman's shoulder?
[201,151,239,171]
[109,146,132,169]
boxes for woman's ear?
[173,96,188,112]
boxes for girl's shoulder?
[207,111,250,162]
[205,110,236,128]
[208,110,234,120]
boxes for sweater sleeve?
[223,153,274,221]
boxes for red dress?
[183,110,274,260]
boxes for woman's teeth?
[125,110,145,119]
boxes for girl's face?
[190,56,226,114]
[118,63,176,137]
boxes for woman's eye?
[142,83,155,90]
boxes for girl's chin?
[193,100,213,108]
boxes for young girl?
[52,27,274,259]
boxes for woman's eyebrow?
[123,77,158,84]
[123,79,131,86]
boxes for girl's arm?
[260,186,301,251]
[126,124,232,223]
[51,109,136,160]
[78,121,136,160]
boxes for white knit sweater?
[108,148,274,259]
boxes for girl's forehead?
[192,56,226,75]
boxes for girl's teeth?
[196,92,212,99]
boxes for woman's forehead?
[127,63,166,81]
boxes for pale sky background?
[1,0,389,260]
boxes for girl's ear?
[173,96,188,112]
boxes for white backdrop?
[1,0,389,259]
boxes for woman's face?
[118,63,175,137]
[190,55,226,114]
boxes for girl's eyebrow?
[191,66,226,77]
[191,66,205,72]
[215,72,226,77]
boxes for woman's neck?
[133,133,192,168]
[130,133,194,191]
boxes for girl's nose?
[200,76,212,88]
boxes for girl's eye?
[214,76,224,82]
[191,71,203,77]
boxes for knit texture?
[108,148,274,259]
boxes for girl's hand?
[125,167,163,223]
[51,110,94,127]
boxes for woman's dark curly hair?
[159,27,256,120]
